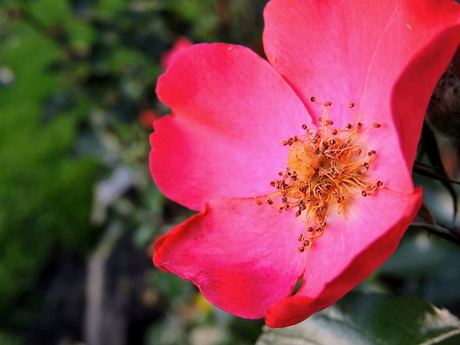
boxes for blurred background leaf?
[256,292,460,345]
[0,0,268,344]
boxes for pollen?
[256,98,383,252]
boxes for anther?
[310,96,316,102]
[267,100,384,253]
[255,198,263,205]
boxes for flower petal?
[151,43,312,210]
[154,197,308,319]
[390,21,460,177]
[265,187,423,328]
[263,0,460,193]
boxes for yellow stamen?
[256,98,383,252]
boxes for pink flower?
[161,36,193,70]
[139,109,161,130]
[150,0,460,328]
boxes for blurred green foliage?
[0,5,99,317]
[0,0,268,343]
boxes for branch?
[412,203,460,246]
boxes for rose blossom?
[150,0,460,328]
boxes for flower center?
[256,98,383,252]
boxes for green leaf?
[24,0,72,26]
[256,293,460,345]
[65,19,96,51]
[95,0,127,17]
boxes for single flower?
[160,36,193,70]
[150,0,460,328]
[139,109,161,130]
